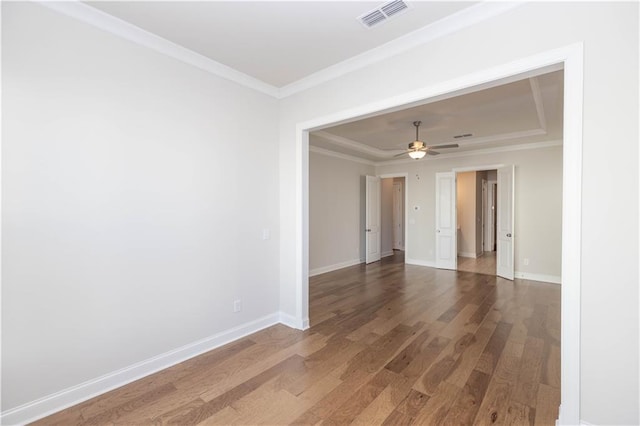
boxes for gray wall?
[308,151,374,273]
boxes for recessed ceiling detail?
[358,0,410,28]
[311,70,564,164]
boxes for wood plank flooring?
[33,252,560,425]
[457,252,497,276]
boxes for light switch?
[262,229,270,240]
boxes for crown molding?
[374,140,563,166]
[278,2,523,98]
[309,146,376,166]
[313,131,402,158]
[449,128,547,148]
[314,127,549,162]
[36,1,280,98]
[37,1,522,100]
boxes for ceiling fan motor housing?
[408,140,426,150]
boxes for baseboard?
[279,311,309,330]
[0,312,284,425]
[405,258,437,268]
[381,250,394,258]
[309,258,363,277]
[458,251,479,258]
[514,271,561,284]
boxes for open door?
[496,165,515,280]
[435,172,457,270]
[365,175,381,264]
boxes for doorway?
[365,173,408,264]
[296,46,583,424]
[457,169,498,276]
[381,176,405,258]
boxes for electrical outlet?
[262,229,270,240]
[233,299,242,313]
[523,258,530,266]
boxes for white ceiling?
[85,1,476,87]
[311,70,564,163]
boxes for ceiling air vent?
[453,133,474,139]
[358,0,410,28]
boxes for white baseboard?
[0,312,292,425]
[309,258,363,277]
[279,312,309,330]
[381,250,394,258]
[405,258,437,268]
[514,271,561,284]
[458,251,479,258]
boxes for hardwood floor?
[34,252,560,425]
[457,252,497,276]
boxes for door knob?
[507,233,512,237]
[436,229,440,233]
[366,229,371,232]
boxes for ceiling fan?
[395,121,459,159]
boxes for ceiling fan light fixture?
[408,150,426,159]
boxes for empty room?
[2,2,638,426]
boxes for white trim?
[453,164,505,173]
[38,1,522,99]
[36,1,279,98]
[514,271,561,285]
[279,311,309,331]
[405,258,437,268]
[309,145,376,166]
[278,2,523,98]
[314,131,396,158]
[0,313,284,425]
[445,129,546,150]
[381,250,394,258]
[558,43,583,426]
[529,77,548,131]
[377,173,409,266]
[295,44,583,426]
[308,258,364,277]
[375,140,563,167]
[315,129,548,162]
[458,251,479,259]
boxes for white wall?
[2,1,638,424]
[308,151,374,273]
[2,2,279,413]
[278,3,638,423]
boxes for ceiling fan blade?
[429,143,459,149]
[427,150,440,156]
[393,151,409,158]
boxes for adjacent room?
[2,2,638,426]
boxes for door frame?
[365,175,382,264]
[484,179,497,252]
[392,180,404,250]
[452,165,504,275]
[295,44,583,425]
[379,173,409,259]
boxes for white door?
[392,182,404,250]
[435,172,457,270]
[496,166,515,280]
[365,175,381,264]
